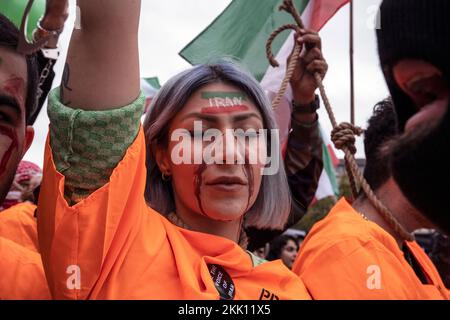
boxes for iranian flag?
[180,0,345,199]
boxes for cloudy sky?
[24,0,388,165]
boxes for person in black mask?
[377,0,450,234]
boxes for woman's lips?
[205,176,247,192]
[405,97,449,131]
[207,183,247,192]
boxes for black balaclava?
[377,0,450,234]
[377,0,450,130]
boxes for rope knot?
[331,122,363,154]
[265,0,414,242]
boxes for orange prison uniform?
[38,128,311,300]
[292,198,449,300]
[0,236,50,299]
[0,202,38,252]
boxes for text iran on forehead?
[208,97,245,108]
[201,91,247,108]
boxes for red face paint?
[194,162,254,219]
[200,91,249,115]
[0,126,18,176]
[242,164,254,212]
[4,77,25,105]
[201,105,249,114]
[194,162,208,217]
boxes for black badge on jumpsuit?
[208,264,235,300]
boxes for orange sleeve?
[37,128,150,299]
[294,237,424,299]
[405,241,449,299]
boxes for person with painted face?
[0,13,44,300]
[0,15,37,212]
[376,0,450,234]
[37,0,327,300]
[0,10,60,299]
[0,0,68,299]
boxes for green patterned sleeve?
[47,88,145,204]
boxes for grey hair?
[143,60,291,230]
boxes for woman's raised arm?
[57,0,141,110]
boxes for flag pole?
[349,0,355,125]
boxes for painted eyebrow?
[0,94,22,117]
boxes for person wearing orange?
[0,10,55,299]
[0,236,50,299]
[292,99,449,299]
[37,0,328,300]
[376,0,450,235]
[0,202,38,252]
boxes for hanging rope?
[266,0,414,241]
[331,122,363,197]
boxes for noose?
[266,0,304,111]
[266,0,414,241]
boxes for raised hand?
[288,29,328,105]
[16,0,69,54]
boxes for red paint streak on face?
[194,152,255,218]
[4,77,25,105]
[0,126,18,176]
[242,164,254,212]
[201,105,249,114]
[194,162,208,217]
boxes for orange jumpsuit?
[0,203,49,299]
[0,202,38,252]
[292,198,449,299]
[0,236,50,299]
[38,128,311,300]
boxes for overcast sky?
[24,0,388,166]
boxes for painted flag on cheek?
[180,0,346,200]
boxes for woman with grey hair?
[143,62,292,247]
[145,37,326,253]
[38,1,326,299]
